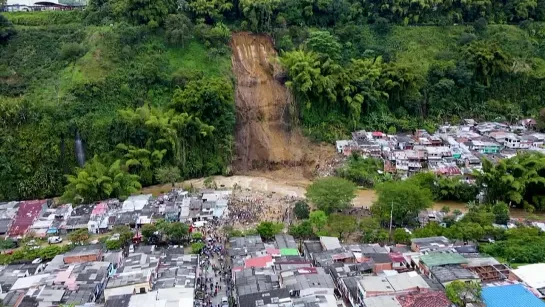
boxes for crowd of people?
[192,190,303,306]
[195,223,232,307]
[227,192,300,227]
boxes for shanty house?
[8,200,47,237]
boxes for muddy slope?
[231,32,308,172]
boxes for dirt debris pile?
[231,32,309,172]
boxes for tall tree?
[326,213,357,241]
[166,222,189,242]
[61,156,141,204]
[256,221,284,240]
[116,143,166,185]
[293,201,310,219]
[393,228,411,244]
[164,14,194,47]
[477,153,545,210]
[239,0,281,32]
[121,0,176,26]
[187,0,233,23]
[492,202,510,225]
[141,224,157,241]
[463,40,511,86]
[445,280,483,307]
[304,30,342,61]
[155,166,181,187]
[306,177,356,214]
[309,210,328,234]
[280,50,338,109]
[359,217,389,243]
[372,181,433,226]
[289,220,315,240]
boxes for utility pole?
[389,201,394,241]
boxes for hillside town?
[0,188,543,307]
[336,119,544,178]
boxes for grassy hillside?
[0,11,234,201]
[2,9,545,201]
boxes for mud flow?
[230,32,308,173]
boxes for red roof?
[396,291,450,307]
[9,200,46,236]
[266,248,280,255]
[389,252,405,263]
[372,131,384,137]
[244,255,273,268]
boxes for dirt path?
[230,32,312,172]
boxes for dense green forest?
[2,0,545,202]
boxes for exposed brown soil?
[231,32,313,173]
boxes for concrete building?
[121,194,152,212]
[410,236,451,252]
[279,267,335,298]
[104,270,153,300]
[511,263,545,296]
[418,252,468,276]
[352,272,430,305]
[429,265,480,286]
[63,244,103,264]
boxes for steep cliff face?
[231,32,308,172]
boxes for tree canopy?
[445,281,483,307]
[477,153,545,211]
[372,181,433,226]
[293,201,310,219]
[256,221,284,240]
[306,177,356,214]
[61,156,141,204]
[4,0,545,205]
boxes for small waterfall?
[75,130,86,167]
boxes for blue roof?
[482,284,545,307]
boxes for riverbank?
[141,174,543,219]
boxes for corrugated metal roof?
[280,248,299,256]
[483,284,545,307]
[8,200,46,236]
[419,252,467,267]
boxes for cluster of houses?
[228,234,545,307]
[0,188,545,307]
[0,189,230,239]
[0,242,198,307]
[336,119,545,178]
[1,232,544,307]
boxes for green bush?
[4,11,83,26]
[60,42,86,61]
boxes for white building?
[122,194,152,212]
[511,263,545,297]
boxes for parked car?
[48,236,63,244]
[31,258,42,264]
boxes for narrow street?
[196,223,232,307]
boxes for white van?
[48,236,63,244]
[192,221,207,228]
